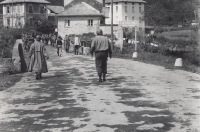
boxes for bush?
[0,29,16,58]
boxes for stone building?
[57,2,104,38]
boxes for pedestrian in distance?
[90,29,112,82]
[64,35,70,53]
[28,35,49,80]
[74,35,80,55]
[56,35,63,56]
[26,37,34,52]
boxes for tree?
[144,0,196,26]
[35,19,55,34]
[144,2,167,26]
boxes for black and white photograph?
[0,0,200,131]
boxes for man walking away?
[90,29,112,82]
[74,35,80,55]
[56,36,63,56]
[28,35,49,80]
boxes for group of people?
[28,29,112,82]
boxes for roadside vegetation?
[112,28,200,73]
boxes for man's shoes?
[39,74,42,79]
[103,74,106,81]
[99,75,103,82]
[36,74,39,80]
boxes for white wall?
[105,2,145,31]
[57,16,101,38]
[3,3,26,27]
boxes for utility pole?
[12,0,13,28]
[194,10,197,22]
[111,0,113,50]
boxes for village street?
[0,44,200,132]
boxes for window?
[139,3,141,5]
[139,7,142,13]
[132,16,134,20]
[65,20,70,27]
[108,7,110,12]
[125,6,127,12]
[116,2,118,5]
[125,16,127,21]
[125,2,127,5]
[17,4,20,13]
[139,17,142,23]
[7,18,10,26]
[116,6,118,12]
[29,18,33,25]
[139,28,142,31]
[7,6,10,14]
[40,6,44,13]
[132,3,134,5]
[132,6,134,13]
[88,19,93,26]
[28,5,33,13]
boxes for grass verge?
[112,45,200,74]
[0,72,22,91]
[0,42,30,91]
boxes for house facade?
[0,0,50,28]
[105,0,146,31]
[57,2,104,38]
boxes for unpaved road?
[0,45,200,132]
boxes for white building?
[105,0,146,31]
[0,0,50,28]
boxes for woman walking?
[28,35,49,80]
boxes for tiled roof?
[0,0,50,4]
[46,5,64,14]
[58,2,103,17]
[105,0,147,3]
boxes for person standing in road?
[64,35,70,52]
[74,35,80,55]
[90,29,112,82]
[56,35,63,56]
[28,35,49,80]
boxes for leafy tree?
[144,2,167,26]
[144,0,197,26]
[34,19,55,34]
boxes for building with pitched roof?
[0,0,50,28]
[57,2,105,37]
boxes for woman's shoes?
[36,73,42,80]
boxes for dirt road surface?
[0,45,200,132]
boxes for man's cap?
[96,29,103,35]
